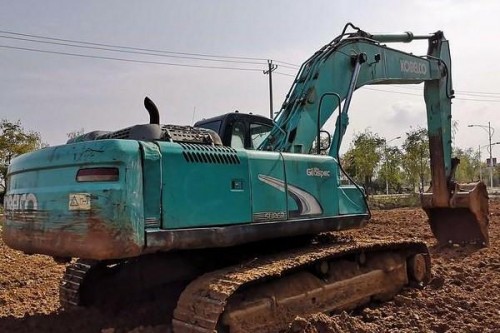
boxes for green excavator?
[2,23,489,332]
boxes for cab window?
[230,121,246,149]
[197,120,221,134]
[249,123,272,149]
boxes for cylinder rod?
[370,32,434,43]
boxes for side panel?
[145,150,369,252]
[247,152,367,220]
[246,150,287,222]
[159,142,252,228]
[140,142,162,229]
[338,186,367,215]
[281,153,339,219]
[3,140,145,260]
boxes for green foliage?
[0,120,43,194]
[310,131,331,155]
[402,128,430,192]
[368,193,421,210]
[379,145,403,193]
[495,164,500,186]
[340,122,494,192]
[453,147,480,183]
[342,129,384,189]
[340,123,497,193]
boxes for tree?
[379,145,403,193]
[495,163,500,187]
[341,129,384,190]
[453,147,479,183]
[402,128,430,192]
[0,120,43,199]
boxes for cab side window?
[230,121,246,149]
[249,123,272,149]
[197,120,221,134]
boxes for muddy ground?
[0,200,499,333]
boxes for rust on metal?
[422,181,489,246]
[2,211,142,260]
[422,132,490,247]
[407,253,428,283]
[221,253,408,332]
[427,134,449,208]
[172,239,430,333]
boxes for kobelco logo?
[4,193,38,211]
[400,60,427,75]
[306,168,330,178]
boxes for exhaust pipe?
[144,97,160,125]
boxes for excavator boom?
[262,23,489,246]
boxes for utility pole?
[488,121,493,188]
[478,142,500,183]
[469,122,496,188]
[385,136,400,195]
[263,60,278,119]
[478,144,482,181]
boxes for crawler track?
[172,239,430,333]
[58,238,429,332]
[59,260,96,309]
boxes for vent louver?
[179,143,240,165]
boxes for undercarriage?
[60,236,430,333]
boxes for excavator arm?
[264,26,449,157]
[262,23,489,246]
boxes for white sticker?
[69,193,91,210]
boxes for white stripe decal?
[258,174,323,216]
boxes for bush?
[368,193,420,210]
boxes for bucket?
[421,182,489,246]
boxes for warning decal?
[69,193,91,210]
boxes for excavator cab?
[421,181,489,246]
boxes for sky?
[1,0,500,160]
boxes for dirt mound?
[288,312,376,333]
[1,200,499,332]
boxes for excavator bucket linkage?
[421,182,489,246]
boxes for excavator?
[2,23,490,332]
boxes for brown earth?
[1,200,499,333]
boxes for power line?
[364,87,422,96]
[0,29,267,61]
[274,71,296,77]
[3,42,497,101]
[273,60,300,67]
[455,90,500,96]
[364,87,500,103]
[0,28,300,68]
[391,84,500,97]
[454,96,500,102]
[0,45,265,72]
[4,28,498,98]
[0,35,268,66]
[274,63,300,70]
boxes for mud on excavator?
[2,23,489,332]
